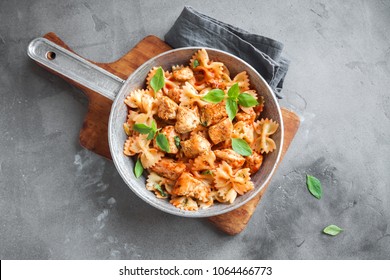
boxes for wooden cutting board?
[36,32,300,235]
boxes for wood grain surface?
[36,33,300,235]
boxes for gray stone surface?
[1,0,389,259]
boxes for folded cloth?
[165,6,289,98]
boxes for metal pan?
[27,38,284,218]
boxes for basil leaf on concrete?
[323,225,343,236]
[306,175,322,199]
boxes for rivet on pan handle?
[27,37,124,101]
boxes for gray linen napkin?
[165,6,289,98]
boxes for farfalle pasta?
[123,49,279,211]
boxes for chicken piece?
[181,134,211,158]
[172,172,210,201]
[175,106,200,133]
[157,96,178,120]
[243,151,263,174]
[211,139,232,150]
[208,118,233,144]
[153,125,179,154]
[200,102,227,126]
[235,108,256,123]
[214,149,245,169]
[172,66,194,81]
[190,124,209,139]
[166,88,182,104]
[149,158,187,180]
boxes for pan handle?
[27,37,124,101]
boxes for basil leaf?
[201,170,213,175]
[226,98,238,120]
[193,59,199,68]
[231,138,252,156]
[174,136,181,148]
[134,158,144,178]
[227,83,240,100]
[151,120,157,131]
[306,175,322,199]
[323,225,343,236]
[201,89,225,103]
[146,130,155,140]
[133,123,152,134]
[238,93,259,107]
[146,120,157,140]
[154,184,167,197]
[156,133,170,152]
[150,67,165,93]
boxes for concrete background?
[1,0,389,259]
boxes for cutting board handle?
[27,37,124,101]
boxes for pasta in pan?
[123,49,279,211]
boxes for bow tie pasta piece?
[252,118,279,154]
[215,187,238,204]
[214,161,254,199]
[123,136,137,156]
[124,90,157,127]
[226,71,250,93]
[170,196,199,211]
[179,82,207,108]
[232,121,255,144]
[124,89,156,113]
[190,49,225,90]
[126,110,154,128]
[146,172,175,198]
[191,150,216,171]
[128,135,163,168]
